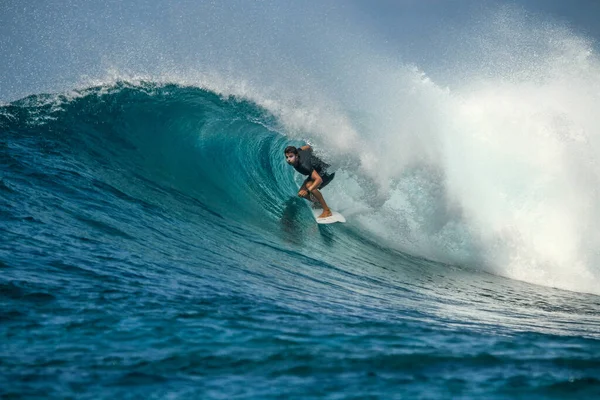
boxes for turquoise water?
[2,83,600,398]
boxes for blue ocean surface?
[2,83,600,399]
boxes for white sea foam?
[213,6,600,295]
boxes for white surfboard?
[311,208,346,224]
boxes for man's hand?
[298,189,308,198]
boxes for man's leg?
[299,178,332,218]
[309,188,332,218]
[298,178,312,200]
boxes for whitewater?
[2,1,600,398]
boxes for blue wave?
[2,82,600,399]
[2,83,305,228]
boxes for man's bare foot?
[318,209,332,219]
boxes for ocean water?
[2,82,600,399]
[3,1,600,399]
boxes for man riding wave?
[284,145,335,219]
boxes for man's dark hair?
[284,146,298,155]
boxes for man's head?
[284,146,299,166]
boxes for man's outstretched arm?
[299,145,312,152]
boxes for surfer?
[284,145,335,219]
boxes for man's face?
[285,152,298,165]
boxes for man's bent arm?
[299,145,312,152]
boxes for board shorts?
[319,172,335,189]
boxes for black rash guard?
[293,149,335,188]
